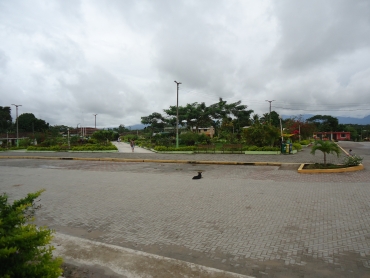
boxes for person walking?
[130,140,135,152]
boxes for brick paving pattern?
[1,141,370,276]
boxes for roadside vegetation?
[0,190,63,277]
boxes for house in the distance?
[313,131,350,141]
[191,127,215,138]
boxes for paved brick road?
[1,156,370,277]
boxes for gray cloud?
[1,0,369,127]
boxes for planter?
[298,163,364,174]
[245,151,281,155]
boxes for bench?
[196,144,215,153]
[222,144,243,153]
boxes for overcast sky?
[1,0,370,128]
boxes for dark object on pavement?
[192,172,202,179]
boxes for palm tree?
[310,140,341,165]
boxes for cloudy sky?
[1,0,370,128]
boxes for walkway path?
[111,141,153,153]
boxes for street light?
[174,81,181,148]
[265,100,275,124]
[67,128,70,149]
[279,114,283,143]
[11,104,22,147]
[93,114,98,129]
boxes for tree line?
[140,101,370,141]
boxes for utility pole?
[93,114,98,129]
[11,104,22,147]
[174,81,181,148]
[265,100,275,124]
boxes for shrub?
[71,144,117,151]
[154,146,196,151]
[123,134,138,141]
[0,190,63,277]
[299,140,311,145]
[8,146,27,150]
[247,146,259,151]
[292,143,302,151]
[342,155,363,166]
[179,132,198,146]
[18,138,32,147]
[246,146,279,151]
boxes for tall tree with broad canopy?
[284,116,317,140]
[164,102,213,133]
[17,113,49,132]
[243,121,280,147]
[306,115,339,132]
[141,112,165,135]
[310,140,341,165]
[209,98,253,130]
[261,111,280,127]
[0,106,13,132]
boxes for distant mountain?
[282,114,370,125]
[336,115,370,125]
[127,124,148,130]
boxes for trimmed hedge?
[292,143,302,151]
[154,146,196,151]
[299,140,311,145]
[27,144,118,151]
[71,144,117,151]
[246,146,280,151]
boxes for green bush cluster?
[122,134,138,141]
[292,143,302,151]
[71,144,117,151]
[27,145,66,151]
[299,140,311,145]
[7,146,27,150]
[342,155,363,166]
[0,190,63,277]
[245,146,279,151]
[27,144,117,151]
[154,146,196,151]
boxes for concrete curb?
[0,155,297,167]
[53,233,254,278]
[298,163,364,174]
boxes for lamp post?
[174,81,181,148]
[67,128,70,149]
[265,100,275,124]
[77,123,80,137]
[93,114,98,129]
[279,115,283,143]
[11,104,22,147]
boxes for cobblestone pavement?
[1,141,369,277]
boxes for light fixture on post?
[93,114,98,129]
[279,114,283,143]
[265,100,275,124]
[11,104,22,147]
[67,128,70,149]
[174,81,181,148]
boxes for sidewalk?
[0,145,346,165]
[54,233,254,278]
[111,141,154,153]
